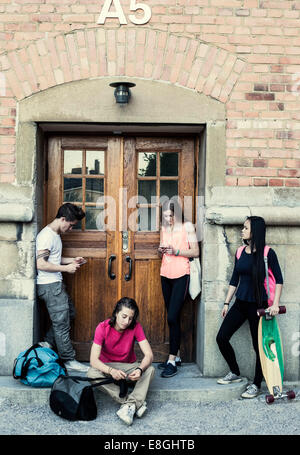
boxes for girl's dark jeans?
[161,274,189,356]
[216,298,267,388]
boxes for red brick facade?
[0,0,300,186]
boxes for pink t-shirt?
[93,319,146,363]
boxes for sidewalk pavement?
[0,363,299,436]
[1,363,248,406]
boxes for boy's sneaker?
[136,401,147,418]
[64,360,89,373]
[158,358,181,370]
[217,372,243,384]
[38,341,53,349]
[241,384,259,399]
[117,403,136,425]
[161,362,178,378]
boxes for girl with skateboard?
[216,216,283,398]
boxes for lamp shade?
[109,82,136,104]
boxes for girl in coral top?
[158,199,199,378]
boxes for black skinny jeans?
[161,274,190,356]
[216,298,267,388]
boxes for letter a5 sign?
[98,0,152,25]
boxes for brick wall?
[0,0,300,186]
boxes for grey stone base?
[0,299,34,375]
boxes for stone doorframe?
[1,28,245,374]
[14,76,226,371]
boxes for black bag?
[49,374,128,421]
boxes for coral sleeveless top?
[160,224,190,279]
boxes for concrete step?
[1,363,250,406]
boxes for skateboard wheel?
[266,394,275,404]
[287,390,296,400]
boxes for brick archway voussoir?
[1,27,245,104]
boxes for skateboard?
[257,306,296,404]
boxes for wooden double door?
[46,134,198,362]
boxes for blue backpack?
[13,344,67,387]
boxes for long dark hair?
[109,297,139,330]
[161,198,185,226]
[244,216,266,307]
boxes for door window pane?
[85,206,104,230]
[64,150,82,174]
[86,150,105,175]
[138,207,157,231]
[138,180,156,203]
[138,152,156,177]
[160,180,178,200]
[160,152,178,176]
[86,178,104,203]
[64,178,82,202]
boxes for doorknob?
[108,254,116,280]
[124,256,132,281]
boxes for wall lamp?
[109,82,136,104]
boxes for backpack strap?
[263,245,271,299]
[65,375,128,398]
[21,352,43,380]
[13,344,44,380]
[236,245,246,260]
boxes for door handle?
[108,255,116,280]
[125,256,132,281]
[122,231,129,252]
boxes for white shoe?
[38,341,53,349]
[136,401,147,418]
[116,403,136,425]
[217,372,243,385]
[241,384,259,399]
[64,360,89,373]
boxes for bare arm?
[90,338,153,382]
[164,222,199,258]
[158,230,165,256]
[90,343,127,380]
[185,223,200,258]
[269,283,283,316]
[127,339,154,381]
[61,256,86,265]
[222,285,237,318]
[61,257,75,265]
[36,249,80,274]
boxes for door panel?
[46,134,197,362]
[47,136,118,360]
[123,137,196,361]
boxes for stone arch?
[1,27,245,104]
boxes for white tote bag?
[189,257,201,300]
